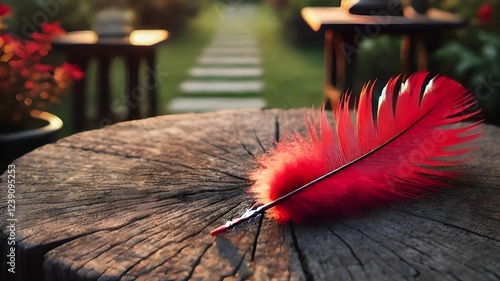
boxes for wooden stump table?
[0,108,499,281]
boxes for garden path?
[168,5,266,113]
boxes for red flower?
[10,39,40,63]
[34,63,53,72]
[478,4,493,26]
[31,22,64,44]
[24,80,34,90]
[0,4,12,17]
[0,7,84,127]
[8,59,24,69]
[0,33,12,44]
[60,62,84,81]
[31,32,48,42]
[41,22,65,39]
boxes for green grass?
[155,5,222,114]
[50,2,327,139]
[252,5,325,109]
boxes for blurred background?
[2,0,500,139]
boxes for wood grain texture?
[0,108,499,281]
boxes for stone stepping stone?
[179,80,264,93]
[212,36,254,42]
[222,14,255,20]
[209,41,257,47]
[216,30,253,35]
[210,39,255,45]
[197,56,261,65]
[215,39,254,43]
[223,10,255,18]
[189,67,263,77]
[168,97,266,113]
[214,28,253,33]
[202,47,260,55]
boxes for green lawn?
[50,3,326,138]
[252,5,325,109]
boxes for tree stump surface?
[0,108,499,281]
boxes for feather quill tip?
[210,225,228,236]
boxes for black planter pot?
[0,110,63,174]
[411,0,429,14]
[349,0,404,16]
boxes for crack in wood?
[215,237,253,280]
[206,168,249,182]
[290,224,315,281]
[58,142,254,193]
[480,266,500,280]
[68,198,226,279]
[333,220,422,278]
[20,211,151,281]
[182,242,213,281]
[235,250,253,279]
[199,138,233,155]
[114,240,184,279]
[57,143,146,160]
[396,210,500,243]
[14,195,172,238]
[322,223,363,266]
[254,131,268,154]
[239,141,256,159]
[123,243,190,279]
[56,143,204,173]
[274,115,281,144]
[16,204,156,245]
[192,147,247,169]
[374,215,458,257]
[375,211,493,268]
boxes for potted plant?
[0,4,84,172]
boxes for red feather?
[211,72,482,235]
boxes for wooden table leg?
[339,31,358,99]
[146,51,157,117]
[420,32,443,72]
[401,33,435,74]
[98,56,113,122]
[324,30,336,110]
[126,55,141,120]
[68,55,89,132]
[324,30,359,109]
[401,34,422,74]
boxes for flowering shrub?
[0,3,11,30]
[0,4,11,17]
[0,5,83,132]
[477,3,493,25]
[433,1,500,125]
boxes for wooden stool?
[52,30,168,132]
[302,7,465,108]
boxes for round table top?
[1,108,499,280]
[53,30,169,47]
[302,7,465,32]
